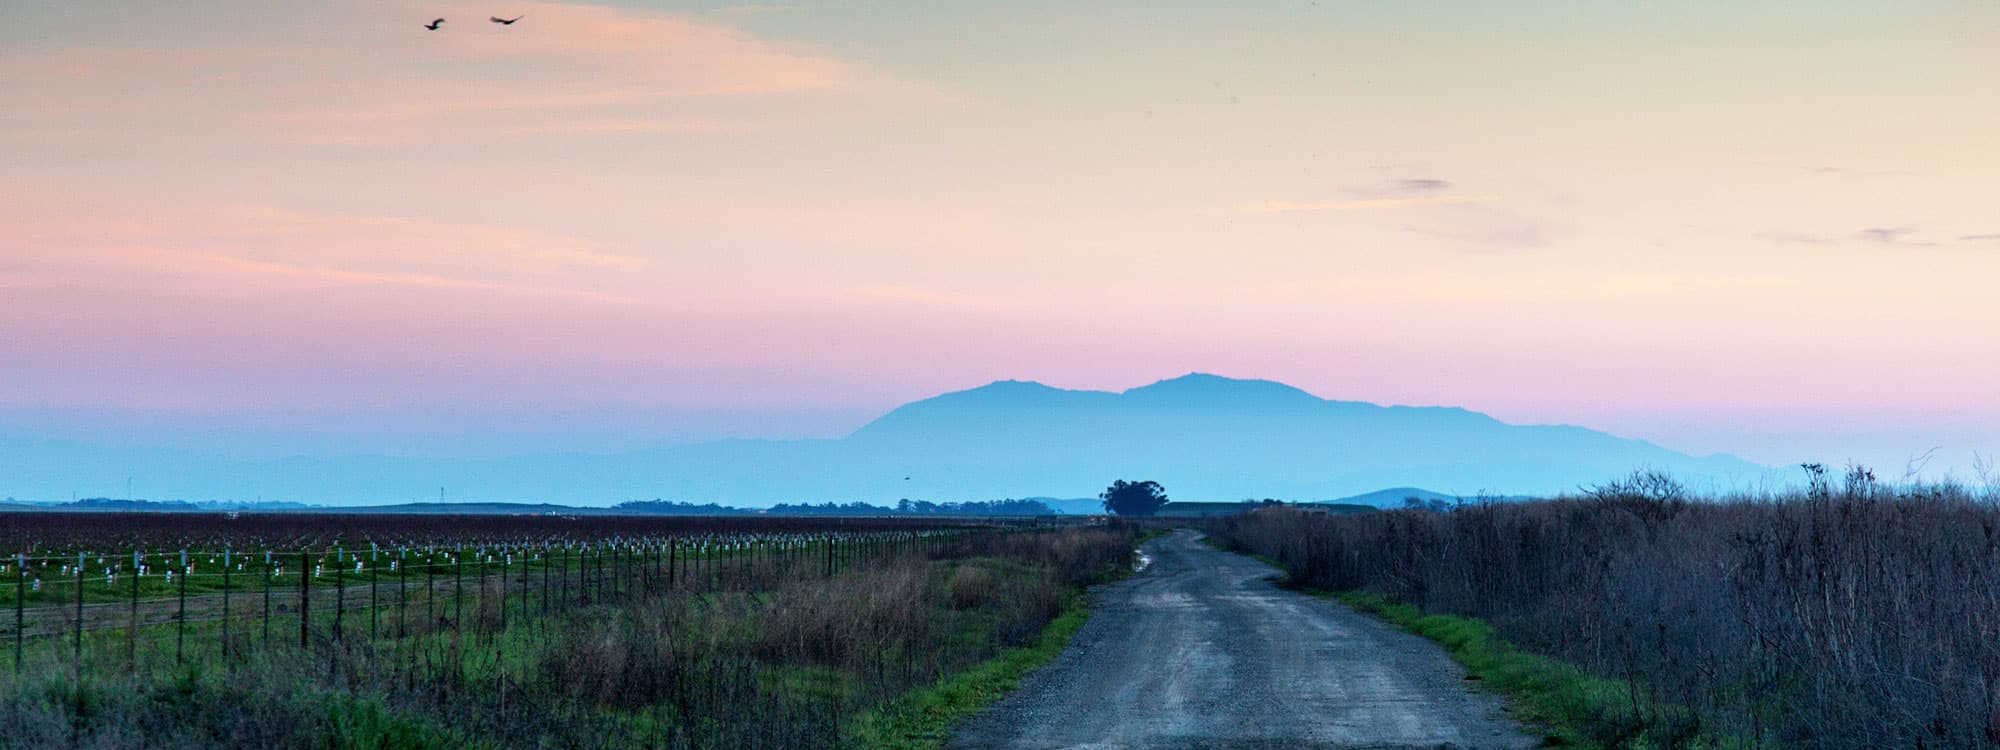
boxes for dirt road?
[951,529,1537,750]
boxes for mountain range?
[0,374,1767,506]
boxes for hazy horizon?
[0,372,1945,507]
[1,372,1989,481]
[6,1,1999,485]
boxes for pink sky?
[4,0,1998,475]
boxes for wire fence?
[0,528,968,684]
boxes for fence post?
[475,551,486,641]
[262,550,272,646]
[333,554,345,645]
[222,548,231,663]
[370,552,378,642]
[175,549,187,664]
[299,550,311,649]
[129,551,140,670]
[74,551,84,680]
[13,553,23,673]
[418,552,430,628]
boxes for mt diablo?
[2,374,1763,506]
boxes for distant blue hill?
[0,374,1769,506]
[1328,487,1535,508]
[1025,497,1106,515]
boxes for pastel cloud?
[1242,195,1500,213]
[3,194,653,306]
[1859,226,1918,244]
[3,1,866,146]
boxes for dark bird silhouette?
[490,15,522,25]
[423,18,445,30]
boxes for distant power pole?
[127,476,133,500]
[440,486,445,503]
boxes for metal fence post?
[129,550,140,669]
[299,550,311,649]
[17,552,27,672]
[222,548,231,662]
[175,549,187,664]
[74,551,85,679]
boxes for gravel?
[949,529,1539,750]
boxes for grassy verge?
[846,597,1091,750]
[1328,590,1622,747]
[849,525,1160,749]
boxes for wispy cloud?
[1244,176,1487,213]
[1398,213,1553,250]
[839,285,1025,312]
[2,0,871,146]
[1241,177,1548,248]
[1393,178,1451,192]
[3,195,659,306]
[1243,195,1498,214]
[1856,226,1939,247]
[1799,165,1916,177]
[1859,226,1918,243]
[1762,232,1834,245]
[1765,226,1967,249]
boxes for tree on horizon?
[1100,480,1169,516]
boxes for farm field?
[0,512,1134,748]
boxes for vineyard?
[0,512,1135,748]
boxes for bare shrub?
[1209,473,2000,749]
[948,564,992,610]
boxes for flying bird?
[423,18,445,30]
[490,15,522,25]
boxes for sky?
[4,0,1999,481]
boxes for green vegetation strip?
[848,596,1090,749]
[1327,591,1610,747]
[1326,590,1742,749]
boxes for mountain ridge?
[0,374,1769,505]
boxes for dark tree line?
[764,499,1056,517]
[610,499,1058,517]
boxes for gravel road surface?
[951,529,1538,749]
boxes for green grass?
[1328,590,1609,746]
[1322,590,1741,749]
[322,693,476,750]
[7,530,1129,748]
[846,597,1092,750]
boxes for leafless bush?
[948,565,993,610]
[1210,473,2000,749]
